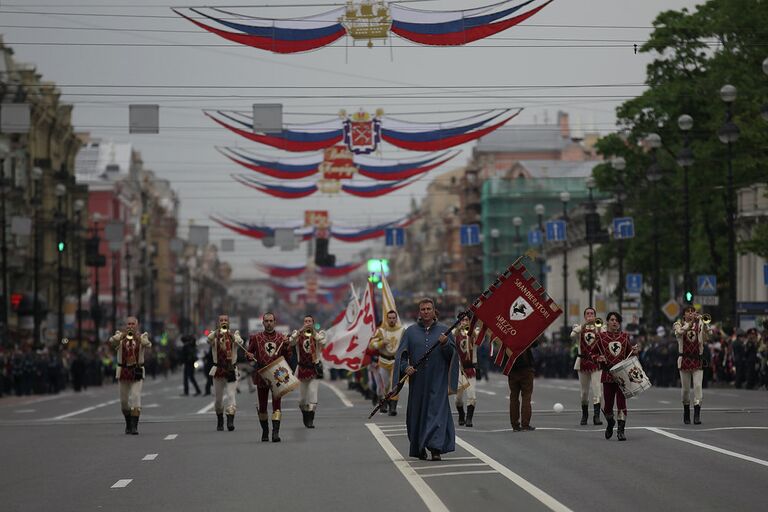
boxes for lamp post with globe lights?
[676,115,695,304]
[560,191,571,330]
[646,133,664,329]
[611,157,627,313]
[718,84,740,328]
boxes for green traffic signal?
[685,291,693,302]
[437,287,444,294]
[57,241,65,252]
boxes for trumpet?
[126,330,135,340]
[220,323,229,333]
[61,337,69,345]
[594,318,604,328]
[303,328,313,337]
[699,313,712,324]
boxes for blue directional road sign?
[384,227,404,247]
[545,220,567,242]
[459,224,480,246]
[697,275,717,296]
[528,229,543,246]
[626,273,643,295]
[612,217,635,240]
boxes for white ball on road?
[553,403,564,413]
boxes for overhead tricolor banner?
[206,108,520,154]
[469,260,562,375]
[173,1,555,54]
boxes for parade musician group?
[105,302,715,450]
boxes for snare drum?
[258,356,299,398]
[609,355,651,398]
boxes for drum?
[258,356,299,398]
[609,355,652,398]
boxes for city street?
[1,373,766,512]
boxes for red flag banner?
[469,260,562,375]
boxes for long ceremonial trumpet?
[594,318,604,328]
[220,323,229,333]
[303,328,313,337]
[126,330,135,340]
[701,313,712,324]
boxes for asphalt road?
[1,372,766,512]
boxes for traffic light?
[314,237,336,267]
[684,291,693,303]
[57,241,65,252]
[437,286,444,294]
[585,212,601,243]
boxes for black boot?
[216,413,224,431]
[123,412,131,435]
[301,409,310,428]
[271,420,281,442]
[683,405,691,424]
[226,414,235,431]
[260,420,269,442]
[380,399,389,414]
[580,404,588,425]
[593,404,603,425]
[457,405,466,426]
[388,400,398,416]
[466,405,475,428]
[130,415,139,435]
[617,420,626,441]
[604,413,615,439]
[307,410,315,429]
[693,404,701,425]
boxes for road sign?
[693,295,719,306]
[385,227,404,247]
[460,224,480,246]
[662,299,681,321]
[545,220,567,242]
[612,217,635,239]
[697,275,717,296]
[625,273,643,295]
[528,229,543,246]
[736,302,768,315]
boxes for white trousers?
[455,377,476,407]
[119,380,143,413]
[299,379,319,411]
[680,370,703,406]
[373,365,394,396]
[214,378,237,415]
[578,370,602,405]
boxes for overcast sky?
[1,0,702,278]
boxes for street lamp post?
[586,176,597,307]
[611,157,627,314]
[718,84,740,329]
[31,167,43,348]
[73,199,84,344]
[91,214,102,344]
[55,183,67,344]
[513,216,523,259]
[762,57,768,122]
[677,115,694,304]
[490,228,500,276]
[646,133,663,330]
[0,157,8,347]
[125,234,133,315]
[535,204,546,286]
[560,191,571,330]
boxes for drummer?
[591,311,639,442]
[248,312,291,442]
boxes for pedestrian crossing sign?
[696,275,717,296]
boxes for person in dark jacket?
[180,335,201,396]
[508,342,537,432]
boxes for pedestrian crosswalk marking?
[142,454,158,461]
[164,434,178,440]
[111,479,132,489]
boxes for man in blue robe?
[394,298,460,461]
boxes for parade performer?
[289,315,326,428]
[248,312,291,442]
[571,307,603,426]
[393,298,459,461]
[454,316,477,427]
[207,314,241,432]
[592,312,638,441]
[108,316,151,435]
[369,310,405,416]
[672,306,710,424]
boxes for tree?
[591,0,768,324]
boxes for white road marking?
[475,389,497,396]
[658,400,671,404]
[385,433,408,437]
[195,401,215,414]
[421,470,499,478]
[663,426,768,432]
[411,456,480,462]
[111,479,132,488]
[164,434,178,440]
[52,399,120,420]
[413,463,489,470]
[366,423,450,512]
[14,409,36,413]
[143,403,160,408]
[456,436,574,512]
[320,381,354,408]
[646,427,768,468]
[142,454,158,461]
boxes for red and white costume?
[249,330,291,421]
[289,329,327,413]
[207,329,239,416]
[571,323,602,406]
[673,317,708,406]
[455,329,477,408]
[109,330,151,418]
[592,330,632,421]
